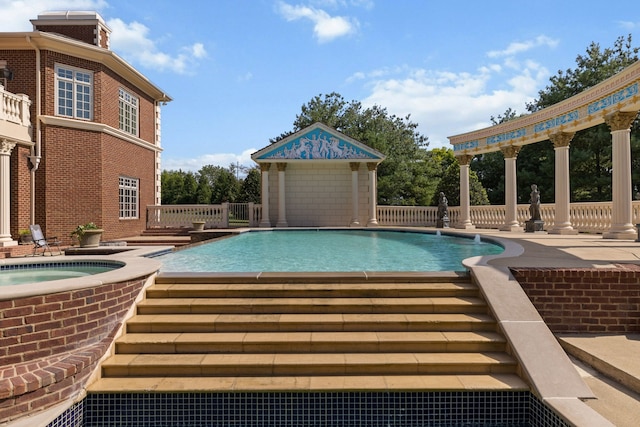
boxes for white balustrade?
[147,204,229,229]
[147,201,640,234]
[0,85,30,126]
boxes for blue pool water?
[156,229,503,272]
[0,262,121,286]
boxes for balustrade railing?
[0,85,30,127]
[379,201,640,233]
[147,201,640,233]
[147,203,261,229]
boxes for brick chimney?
[30,11,112,49]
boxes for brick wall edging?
[0,276,149,423]
[510,264,640,334]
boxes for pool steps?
[88,274,528,392]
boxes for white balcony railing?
[0,85,31,142]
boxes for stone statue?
[525,184,544,232]
[436,192,449,228]
[529,184,541,221]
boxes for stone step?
[89,374,529,393]
[146,282,480,299]
[126,312,497,333]
[89,275,526,394]
[115,331,507,354]
[100,352,518,377]
[136,297,488,315]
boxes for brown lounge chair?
[29,224,62,256]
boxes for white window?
[119,177,139,219]
[119,88,139,136]
[55,65,92,119]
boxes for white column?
[499,145,523,232]
[259,163,271,227]
[604,111,638,239]
[456,154,475,230]
[548,132,578,235]
[367,162,379,227]
[0,139,17,247]
[349,162,360,226]
[276,162,288,227]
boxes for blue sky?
[2,0,639,172]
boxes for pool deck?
[10,229,638,426]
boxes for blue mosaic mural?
[453,140,479,152]
[534,111,579,133]
[487,128,527,145]
[257,128,381,160]
[588,82,639,114]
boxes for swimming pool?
[156,229,504,272]
[0,261,123,286]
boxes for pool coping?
[0,253,163,300]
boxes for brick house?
[0,11,171,256]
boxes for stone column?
[456,154,475,230]
[548,132,578,234]
[0,139,17,247]
[349,162,360,226]
[499,145,523,232]
[259,163,271,227]
[367,162,379,227]
[276,162,288,227]
[604,111,638,239]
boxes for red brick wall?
[3,40,161,252]
[510,265,640,334]
[0,276,149,423]
[9,146,33,239]
[32,24,98,47]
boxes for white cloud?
[0,1,207,74]
[162,148,258,173]
[359,53,549,149]
[276,1,359,43]
[487,35,559,58]
[107,18,207,74]
[618,20,639,30]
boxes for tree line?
[162,35,639,207]
[161,165,261,205]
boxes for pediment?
[252,123,385,162]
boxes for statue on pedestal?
[436,192,449,228]
[525,184,544,232]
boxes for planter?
[79,229,104,248]
[192,221,206,231]
[19,234,33,245]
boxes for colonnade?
[456,110,638,239]
[0,139,16,246]
[257,161,380,228]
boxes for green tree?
[198,165,240,203]
[161,170,185,204]
[525,35,640,202]
[178,172,198,204]
[238,166,261,203]
[275,92,433,205]
[432,162,489,206]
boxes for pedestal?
[436,218,450,229]
[525,220,545,233]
